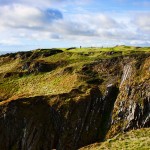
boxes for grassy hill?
[80,128,150,150]
[0,45,149,101]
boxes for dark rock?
[0,86,119,150]
[66,47,76,50]
[16,51,32,59]
[86,78,104,84]
[63,67,74,74]
[30,61,55,73]
[3,72,12,78]
[105,51,122,56]
[3,72,24,78]
[21,61,31,70]
[21,61,63,74]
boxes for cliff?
[0,46,149,149]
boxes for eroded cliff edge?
[0,47,149,150]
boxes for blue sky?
[0,0,150,52]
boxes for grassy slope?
[80,128,150,150]
[0,46,149,101]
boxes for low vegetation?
[0,45,149,101]
[80,128,150,150]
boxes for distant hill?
[0,51,17,55]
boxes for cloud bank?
[0,0,150,50]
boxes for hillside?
[0,46,150,150]
[80,128,150,150]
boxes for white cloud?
[0,4,42,29]
[0,4,63,30]
[0,1,149,48]
[0,0,92,9]
[0,38,21,46]
[133,12,150,33]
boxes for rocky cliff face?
[0,49,149,150]
[107,56,150,138]
[0,86,118,150]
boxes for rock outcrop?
[106,56,150,138]
[0,86,118,150]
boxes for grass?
[0,58,20,73]
[80,128,150,150]
[0,46,149,101]
[0,61,80,100]
[0,79,19,100]
[0,68,80,100]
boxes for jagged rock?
[22,61,31,70]
[41,49,63,57]
[3,72,24,78]
[66,47,76,50]
[105,51,121,55]
[0,86,119,150]
[21,61,60,74]
[106,59,150,138]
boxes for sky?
[0,0,150,52]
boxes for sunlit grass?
[80,128,150,150]
[0,46,149,101]
[0,58,20,74]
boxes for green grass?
[0,79,19,100]
[0,68,80,100]
[80,128,150,150]
[0,58,20,74]
[0,46,149,101]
